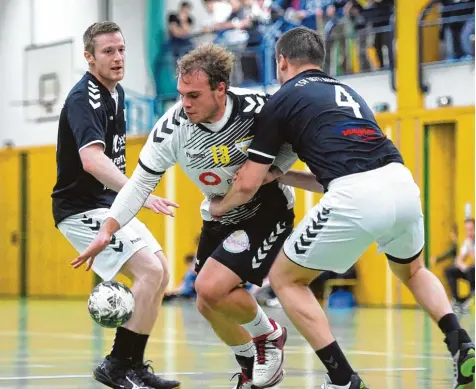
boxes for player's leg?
[120,248,180,389]
[388,253,474,388]
[381,191,474,388]
[122,219,180,389]
[58,210,179,389]
[270,201,372,389]
[194,213,293,388]
[195,260,262,387]
[194,221,257,387]
[196,258,286,388]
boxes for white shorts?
[283,163,425,273]
[58,208,162,281]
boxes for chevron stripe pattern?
[294,207,331,255]
[88,80,101,110]
[153,114,178,143]
[81,216,124,253]
[243,95,265,114]
[252,221,288,269]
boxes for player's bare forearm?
[212,161,271,216]
[102,217,121,236]
[277,169,324,193]
[80,145,128,192]
[212,180,258,217]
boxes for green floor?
[0,299,474,388]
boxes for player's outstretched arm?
[80,144,177,214]
[71,163,177,271]
[277,169,324,193]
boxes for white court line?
[0,331,223,347]
[0,330,452,361]
[0,367,427,381]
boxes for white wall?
[0,0,152,147]
[423,61,475,109]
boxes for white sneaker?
[320,373,368,389]
[231,371,253,389]
[252,319,287,387]
[265,297,282,308]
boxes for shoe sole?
[254,326,288,388]
[456,352,475,389]
[93,371,119,389]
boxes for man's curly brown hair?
[176,43,234,90]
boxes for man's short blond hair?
[83,21,123,55]
[177,43,234,90]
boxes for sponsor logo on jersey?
[234,136,254,155]
[199,172,222,186]
[113,134,126,153]
[341,127,381,141]
[186,150,207,159]
[334,122,384,142]
[223,230,250,253]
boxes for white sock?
[242,304,275,338]
[230,341,255,358]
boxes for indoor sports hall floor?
[0,299,474,388]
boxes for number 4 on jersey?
[335,85,362,118]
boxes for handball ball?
[88,281,135,328]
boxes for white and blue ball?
[88,281,135,328]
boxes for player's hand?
[71,230,112,271]
[144,195,179,217]
[209,197,224,219]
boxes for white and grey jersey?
[138,87,296,225]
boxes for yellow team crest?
[234,136,254,155]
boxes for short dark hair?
[464,218,475,225]
[177,43,234,90]
[83,21,123,55]
[275,27,326,67]
[181,1,191,8]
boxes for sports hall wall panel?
[0,149,21,296]
[26,146,92,297]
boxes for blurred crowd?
[164,0,474,84]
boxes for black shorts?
[195,208,294,286]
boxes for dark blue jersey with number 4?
[247,70,403,190]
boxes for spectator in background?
[344,0,372,72]
[365,0,394,69]
[322,0,350,74]
[163,254,198,302]
[431,224,459,267]
[241,0,272,46]
[309,265,358,300]
[271,0,319,31]
[461,8,475,57]
[444,218,475,313]
[215,0,250,47]
[201,0,233,38]
[168,1,195,61]
[441,0,475,60]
